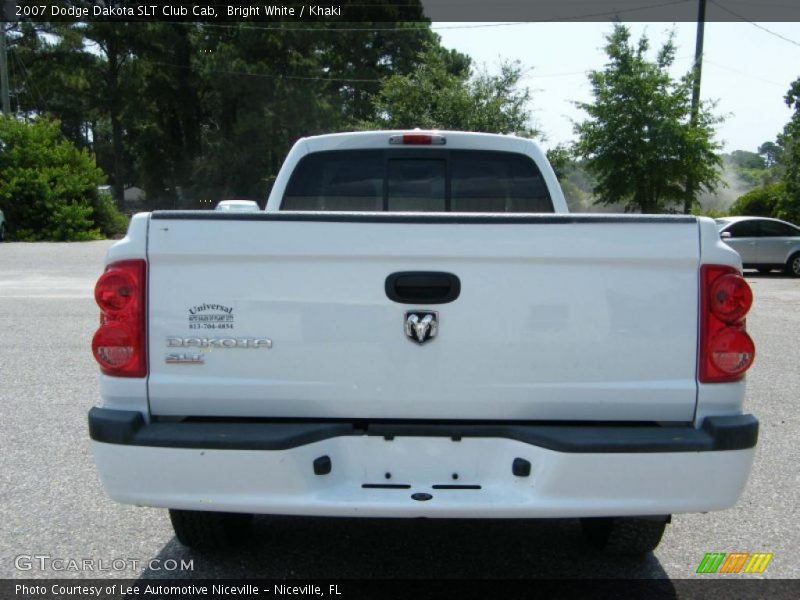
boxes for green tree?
[0,117,116,241]
[545,145,573,179]
[7,20,142,209]
[77,22,142,209]
[777,77,800,223]
[758,141,783,168]
[721,150,777,189]
[729,183,785,218]
[121,23,203,208]
[729,150,765,170]
[574,25,722,213]
[316,22,442,123]
[188,22,442,202]
[5,18,469,209]
[364,46,538,137]
[7,22,97,147]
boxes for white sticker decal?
[188,303,234,331]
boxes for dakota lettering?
[92,6,135,16]
[166,337,272,349]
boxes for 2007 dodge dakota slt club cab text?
[88,131,758,554]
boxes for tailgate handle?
[385,272,461,304]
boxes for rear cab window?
[281,150,554,213]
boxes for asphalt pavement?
[0,241,797,581]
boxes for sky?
[435,21,800,154]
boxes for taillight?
[95,270,136,313]
[709,273,752,323]
[388,133,446,145]
[91,260,147,377]
[699,265,755,383]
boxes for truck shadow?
[137,516,674,584]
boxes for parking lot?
[1,241,798,580]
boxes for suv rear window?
[281,150,553,213]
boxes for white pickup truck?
[89,131,758,555]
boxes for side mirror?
[720,231,732,239]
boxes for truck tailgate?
[146,214,700,422]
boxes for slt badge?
[405,311,438,345]
[165,336,272,365]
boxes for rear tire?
[169,509,253,550]
[581,516,668,555]
[786,253,800,277]
[0,224,5,242]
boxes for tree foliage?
[729,183,785,219]
[729,150,765,170]
[730,77,800,224]
[6,18,449,209]
[545,145,572,180]
[777,77,800,223]
[574,25,722,213]
[364,46,538,137]
[758,141,783,168]
[719,149,779,190]
[0,117,125,240]
[5,14,542,218]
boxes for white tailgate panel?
[147,218,699,421]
